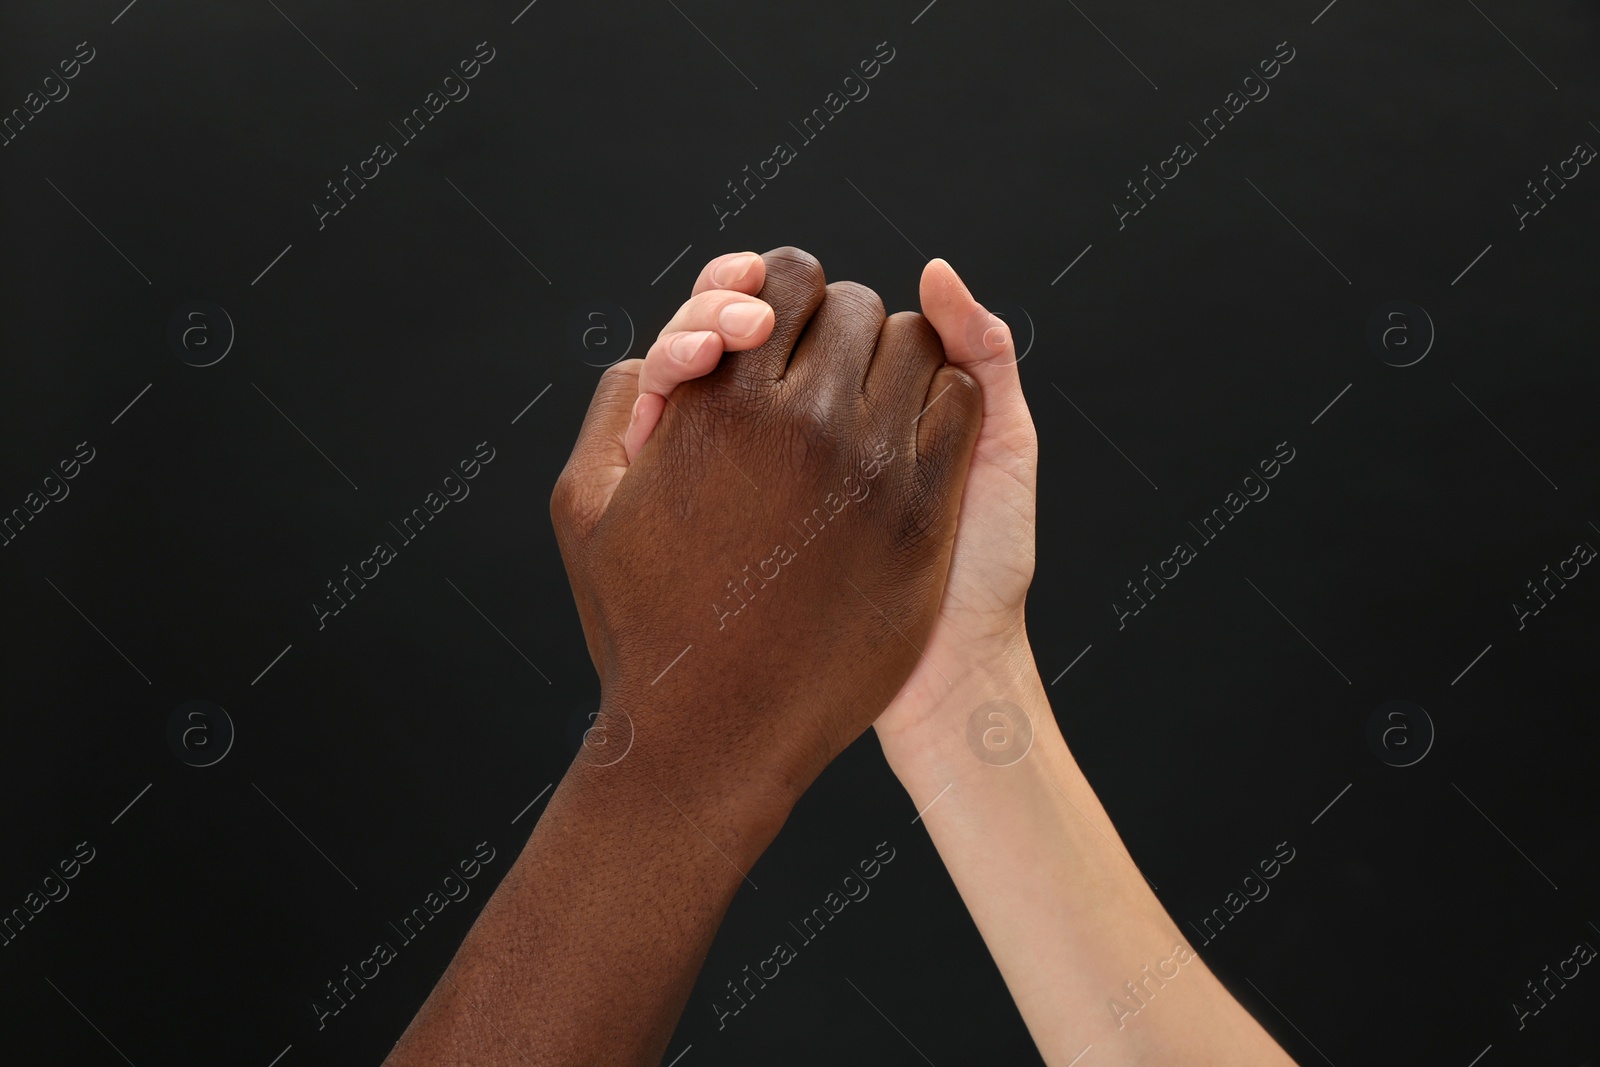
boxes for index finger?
[689,251,766,298]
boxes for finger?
[730,246,828,384]
[912,363,983,526]
[638,289,776,404]
[918,258,1031,436]
[635,329,725,411]
[689,250,766,298]
[631,286,778,462]
[622,388,667,462]
[655,288,775,346]
[630,329,720,460]
[864,310,946,424]
[551,360,642,546]
[783,281,886,395]
[915,363,985,559]
[630,329,733,461]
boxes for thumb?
[551,359,643,544]
[918,258,1033,441]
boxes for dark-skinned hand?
[551,245,982,808]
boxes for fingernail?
[671,331,708,364]
[718,300,766,337]
[712,253,757,287]
[629,393,645,426]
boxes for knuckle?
[598,359,641,396]
[761,246,826,296]
[944,366,982,413]
[675,290,720,328]
[823,280,886,324]
[593,360,643,425]
[912,372,982,473]
[882,310,941,353]
[644,334,672,369]
[787,392,843,445]
[549,468,579,529]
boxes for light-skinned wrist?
[873,628,1051,772]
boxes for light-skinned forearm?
[876,635,1297,1066]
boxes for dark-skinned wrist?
[571,689,804,867]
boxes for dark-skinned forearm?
[382,701,790,1067]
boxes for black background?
[2,1,1598,1064]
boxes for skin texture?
[381,247,981,1067]
[630,256,1299,1065]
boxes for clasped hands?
[551,245,1038,813]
